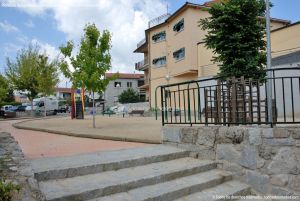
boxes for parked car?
[1,105,18,112]
[16,105,27,112]
[0,105,17,118]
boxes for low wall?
[162,125,300,196]
[121,102,150,112]
[0,132,46,200]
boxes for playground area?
[13,115,162,144]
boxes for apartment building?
[104,73,145,107]
[134,1,290,107]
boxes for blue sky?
[0,0,300,86]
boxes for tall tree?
[37,55,60,116]
[6,45,60,116]
[60,23,113,128]
[6,46,40,115]
[199,0,267,80]
[0,74,9,103]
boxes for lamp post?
[266,0,273,124]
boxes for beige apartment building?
[134,1,290,107]
[271,21,300,58]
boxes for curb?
[12,120,161,145]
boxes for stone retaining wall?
[0,132,45,201]
[162,125,300,196]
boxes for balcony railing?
[148,13,171,28]
[135,57,149,71]
[137,38,146,49]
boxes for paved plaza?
[13,116,162,144]
[0,119,151,159]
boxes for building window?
[173,48,185,61]
[114,82,121,87]
[173,19,184,32]
[138,80,144,87]
[152,31,166,43]
[127,82,132,88]
[152,56,166,67]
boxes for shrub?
[0,179,20,201]
[118,88,140,103]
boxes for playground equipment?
[71,88,85,119]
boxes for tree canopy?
[0,74,9,102]
[6,45,40,101]
[5,45,60,114]
[59,23,113,127]
[199,0,267,80]
[59,23,113,94]
[37,55,60,97]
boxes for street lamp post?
[266,0,273,124]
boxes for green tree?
[118,88,140,104]
[199,0,267,80]
[0,74,9,102]
[37,55,60,116]
[60,23,113,128]
[6,45,60,116]
[6,46,40,115]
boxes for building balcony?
[135,58,150,71]
[134,38,148,53]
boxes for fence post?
[160,87,164,126]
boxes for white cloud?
[0,20,19,32]
[30,39,60,60]
[3,43,22,55]
[24,19,35,28]
[9,0,167,73]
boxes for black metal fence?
[156,68,300,126]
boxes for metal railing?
[135,57,149,71]
[155,68,300,126]
[148,13,171,28]
[137,38,146,49]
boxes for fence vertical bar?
[160,86,164,126]
[272,70,277,123]
[178,85,182,123]
[291,78,295,122]
[282,78,286,122]
[174,91,177,123]
[183,89,186,123]
[187,84,192,126]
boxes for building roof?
[271,21,300,32]
[55,87,72,93]
[145,1,290,33]
[105,73,144,79]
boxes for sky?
[0,0,300,86]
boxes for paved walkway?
[13,116,162,143]
[0,120,151,159]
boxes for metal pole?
[266,0,273,123]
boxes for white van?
[26,97,59,115]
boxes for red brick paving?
[0,120,151,159]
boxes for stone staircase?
[30,145,252,201]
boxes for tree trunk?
[93,91,96,128]
[44,97,47,117]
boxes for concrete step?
[31,145,190,181]
[89,169,232,201]
[174,180,251,201]
[39,158,217,201]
